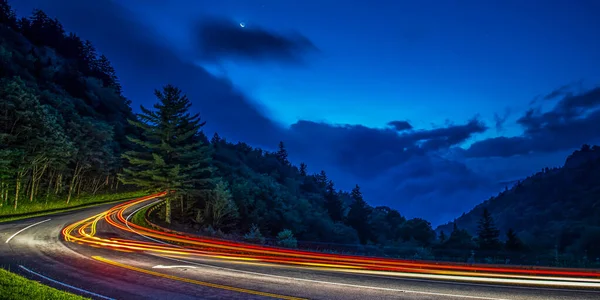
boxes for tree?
[505,228,524,252]
[211,132,221,145]
[299,162,307,177]
[346,184,371,244]
[324,180,343,222]
[119,85,213,223]
[439,230,447,243]
[195,180,238,230]
[0,0,17,28]
[476,208,501,253]
[276,141,288,165]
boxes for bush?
[243,224,265,244]
[276,229,298,248]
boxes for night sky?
[14,0,600,225]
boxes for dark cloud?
[194,16,318,65]
[466,86,600,158]
[387,120,413,131]
[493,107,511,132]
[288,118,487,179]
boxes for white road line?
[154,254,510,300]
[19,265,115,300]
[5,219,51,243]
[152,265,197,269]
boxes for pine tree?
[276,141,288,165]
[346,184,371,244]
[439,230,447,243]
[325,179,343,222]
[119,85,213,223]
[299,162,307,176]
[476,208,501,253]
[505,228,524,252]
[315,170,327,188]
[211,132,221,145]
[0,0,17,28]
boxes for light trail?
[60,193,600,290]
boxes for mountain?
[437,145,600,260]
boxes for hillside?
[437,145,600,261]
[0,0,138,214]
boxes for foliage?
[0,1,137,213]
[0,268,89,300]
[243,224,265,244]
[119,85,214,223]
[276,229,298,248]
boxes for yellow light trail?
[60,193,600,291]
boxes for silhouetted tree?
[346,184,371,244]
[276,141,288,165]
[299,162,307,176]
[477,208,501,253]
[325,180,343,222]
[119,85,213,223]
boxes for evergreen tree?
[476,208,501,253]
[505,228,524,252]
[346,184,371,244]
[0,0,17,28]
[299,162,307,177]
[324,179,343,222]
[276,141,288,165]
[439,230,447,243]
[119,85,213,223]
[315,170,327,188]
[211,132,221,145]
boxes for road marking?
[18,265,115,300]
[92,256,306,300]
[152,265,197,269]
[5,219,51,243]
[154,254,511,300]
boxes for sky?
[13,0,600,226]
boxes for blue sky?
[12,0,600,225]
[117,0,600,138]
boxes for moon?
[239,22,246,28]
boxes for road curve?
[1,195,599,300]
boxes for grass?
[0,190,147,223]
[0,268,89,300]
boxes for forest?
[1,0,598,269]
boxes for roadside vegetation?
[0,268,89,300]
[0,190,146,222]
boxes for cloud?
[466,86,600,158]
[193,16,318,65]
[493,107,511,133]
[287,118,487,179]
[387,120,413,131]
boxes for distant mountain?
[436,145,600,259]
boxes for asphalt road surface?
[1,201,599,300]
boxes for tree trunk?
[55,173,62,195]
[66,162,80,204]
[165,198,171,224]
[14,171,23,210]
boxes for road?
[1,196,599,300]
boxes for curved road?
[1,197,600,300]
